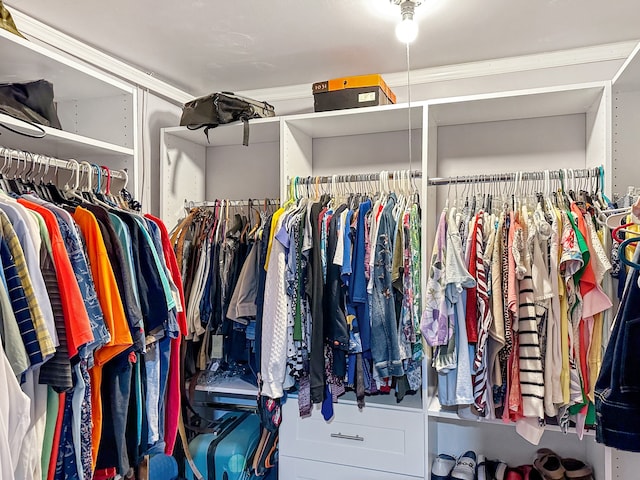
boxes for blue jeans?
[146,335,171,454]
[370,227,403,378]
[97,349,134,475]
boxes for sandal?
[533,449,566,480]
[561,458,594,480]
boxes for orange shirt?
[73,207,133,466]
[17,199,93,358]
[72,207,132,365]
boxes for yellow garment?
[264,207,285,271]
[553,207,571,404]
[625,217,640,261]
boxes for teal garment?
[135,354,143,450]
[134,218,176,311]
[109,214,141,309]
[42,387,59,479]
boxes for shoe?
[431,453,457,480]
[518,465,544,480]
[505,468,524,480]
[451,451,477,480]
[561,458,593,480]
[477,455,487,480]
[533,449,566,480]
[485,459,508,480]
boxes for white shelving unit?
[612,42,640,197]
[160,104,427,480]
[0,113,134,157]
[0,28,138,197]
[159,80,636,480]
[277,103,427,480]
[156,73,640,480]
[603,41,640,480]
[160,117,282,227]
[423,81,612,480]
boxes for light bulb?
[395,17,418,43]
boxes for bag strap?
[178,412,204,480]
[0,113,46,138]
[242,117,250,146]
[178,339,206,480]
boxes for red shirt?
[18,199,93,358]
[145,213,186,455]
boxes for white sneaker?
[451,451,477,480]
[431,453,457,480]
[477,454,487,480]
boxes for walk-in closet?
[2,2,640,479]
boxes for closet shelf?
[613,42,640,93]
[0,28,132,101]
[429,83,605,126]
[285,103,423,138]
[194,376,259,397]
[0,113,134,158]
[285,390,424,413]
[163,117,281,146]
[427,397,595,437]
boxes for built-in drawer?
[279,455,423,480]
[280,400,425,477]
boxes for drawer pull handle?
[330,432,364,442]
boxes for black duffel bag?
[180,92,275,146]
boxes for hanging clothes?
[172,199,277,397]
[252,177,424,412]
[0,169,185,480]
[422,171,614,443]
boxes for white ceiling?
[8,0,640,96]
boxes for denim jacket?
[370,194,404,378]
[595,247,640,452]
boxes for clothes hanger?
[80,161,111,208]
[62,159,87,206]
[36,155,53,201]
[20,151,35,193]
[30,153,48,199]
[43,157,70,205]
[598,166,611,206]
[619,236,640,271]
[5,150,24,195]
[0,148,9,193]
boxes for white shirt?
[0,338,31,479]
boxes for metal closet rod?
[185,198,280,208]
[289,171,423,185]
[427,167,602,186]
[0,145,127,180]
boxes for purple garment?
[421,211,450,346]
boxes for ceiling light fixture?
[392,0,421,44]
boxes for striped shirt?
[514,218,545,419]
[0,211,55,358]
[0,237,42,366]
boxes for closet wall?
[137,89,182,215]
[612,43,640,195]
[160,118,281,224]
[604,42,640,480]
